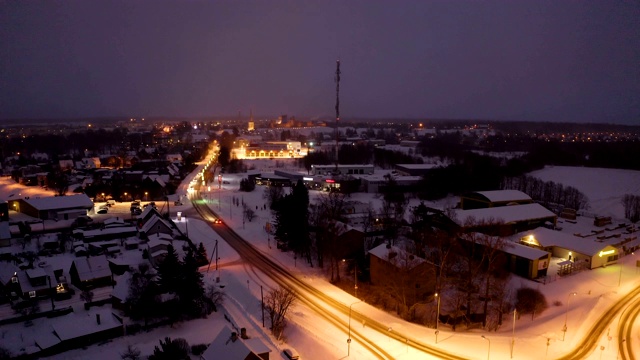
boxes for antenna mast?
[335,59,341,170]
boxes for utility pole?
[261,285,265,328]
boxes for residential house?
[200,325,271,360]
[369,243,436,306]
[69,256,112,290]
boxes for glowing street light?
[435,293,441,330]
[347,301,361,356]
[481,335,490,360]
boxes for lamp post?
[343,259,358,298]
[347,301,361,357]
[145,192,148,202]
[435,293,441,330]
[481,335,490,360]
[511,309,517,358]
[617,338,626,360]
[618,263,623,287]
[562,292,577,341]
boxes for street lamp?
[481,335,490,360]
[435,293,441,330]
[145,192,148,201]
[342,259,358,298]
[617,338,626,360]
[511,309,517,358]
[347,301,361,357]
[562,292,577,341]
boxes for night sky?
[1,1,639,124]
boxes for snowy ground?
[529,165,640,220]
[1,163,640,359]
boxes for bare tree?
[264,287,296,340]
[264,185,284,209]
[80,289,94,304]
[310,192,348,281]
[120,345,141,360]
[205,283,225,312]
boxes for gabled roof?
[23,194,94,211]
[72,256,111,282]
[140,216,173,235]
[201,325,270,360]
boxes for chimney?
[96,314,101,325]
[230,332,238,342]
[240,328,248,339]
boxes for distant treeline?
[501,175,589,211]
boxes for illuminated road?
[556,285,640,360]
[189,188,469,360]
[187,158,639,360]
[616,295,640,360]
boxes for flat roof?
[24,194,93,211]
[513,227,617,257]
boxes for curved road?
[189,184,639,360]
[189,188,468,359]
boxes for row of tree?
[501,175,590,211]
[622,194,640,223]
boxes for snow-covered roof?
[72,256,111,282]
[23,194,94,211]
[79,226,137,238]
[110,272,131,302]
[201,325,270,360]
[103,217,126,226]
[0,222,10,240]
[454,203,556,226]
[51,310,122,341]
[368,243,426,269]
[147,232,174,242]
[395,163,439,170]
[473,190,532,203]
[513,227,616,257]
[503,241,550,260]
[140,216,173,235]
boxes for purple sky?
[1,0,639,124]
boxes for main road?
[189,187,468,359]
[189,183,639,360]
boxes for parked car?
[72,216,93,227]
[283,349,300,360]
[106,199,116,207]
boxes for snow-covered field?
[1,162,640,360]
[528,166,640,220]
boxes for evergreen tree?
[178,248,206,317]
[148,337,190,360]
[196,242,208,266]
[290,180,311,264]
[157,244,181,293]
